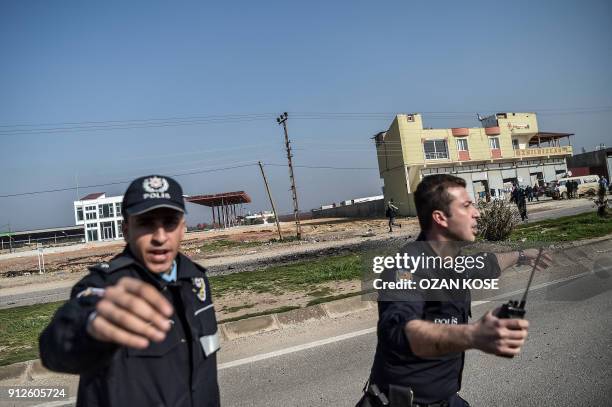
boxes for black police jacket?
[369,234,501,404]
[39,248,220,407]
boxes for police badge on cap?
[122,175,186,216]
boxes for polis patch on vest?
[192,277,207,302]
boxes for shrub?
[476,198,520,241]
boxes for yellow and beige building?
[374,112,573,215]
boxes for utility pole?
[8,224,13,253]
[276,112,302,240]
[258,161,283,241]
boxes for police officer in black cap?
[360,174,552,407]
[40,175,220,407]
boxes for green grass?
[209,253,364,297]
[509,211,612,242]
[0,254,364,366]
[0,301,64,366]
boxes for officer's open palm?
[87,277,174,349]
[471,310,529,357]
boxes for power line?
[264,163,378,170]
[2,107,610,136]
[0,113,275,128]
[0,161,382,199]
[0,116,274,136]
[0,163,260,198]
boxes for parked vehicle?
[544,181,559,199]
[556,175,600,199]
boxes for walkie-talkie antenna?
[518,247,543,308]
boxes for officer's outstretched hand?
[523,248,553,271]
[471,310,529,357]
[86,277,174,349]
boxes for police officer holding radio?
[360,174,552,407]
[39,175,220,406]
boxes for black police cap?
[122,175,186,217]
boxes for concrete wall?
[566,148,612,179]
[383,165,412,216]
[311,199,385,219]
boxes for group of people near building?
[39,173,554,407]
[565,179,579,199]
[525,184,542,202]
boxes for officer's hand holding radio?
[470,310,529,357]
[87,277,174,349]
[472,247,552,358]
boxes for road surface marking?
[219,327,376,370]
[220,270,595,370]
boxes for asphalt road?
[219,279,612,406]
[528,199,595,221]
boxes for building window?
[117,220,123,238]
[489,137,500,149]
[99,203,115,219]
[100,221,116,240]
[115,203,122,217]
[512,139,519,149]
[76,207,84,221]
[85,205,97,220]
[456,138,469,151]
[86,223,98,242]
[424,140,449,160]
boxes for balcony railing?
[425,151,449,160]
[514,146,573,157]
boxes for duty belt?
[413,401,449,407]
[364,382,453,407]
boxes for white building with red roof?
[73,193,124,242]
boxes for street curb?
[0,294,375,381]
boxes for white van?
[556,175,600,199]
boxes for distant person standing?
[566,180,573,199]
[596,177,608,218]
[553,183,560,200]
[386,198,401,232]
[572,180,578,198]
[510,183,518,203]
[516,186,528,221]
[526,185,533,202]
[599,175,608,191]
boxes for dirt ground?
[0,217,421,319]
[0,217,418,278]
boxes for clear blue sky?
[1,0,611,231]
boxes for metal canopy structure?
[528,132,574,147]
[186,191,251,229]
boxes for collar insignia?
[192,277,207,302]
